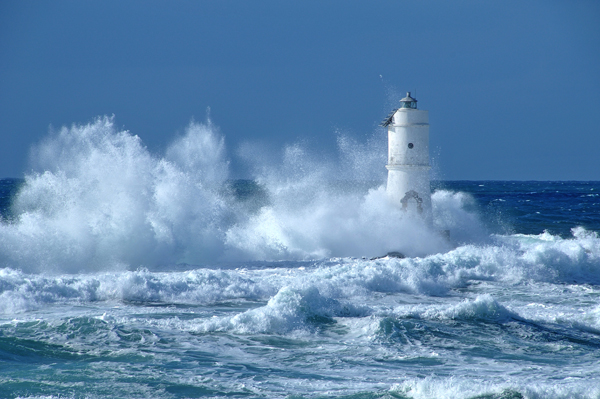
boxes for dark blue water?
[433,180,600,236]
[0,178,23,221]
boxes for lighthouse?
[381,92,432,221]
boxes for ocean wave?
[0,116,486,272]
[1,225,599,315]
[391,377,600,399]
[195,285,369,334]
[399,294,518,323]
[0,267,276,314]
[0,117,234,272]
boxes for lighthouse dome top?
[380,91,424,127]
[399,92,417,109]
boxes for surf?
[0,115,485,273]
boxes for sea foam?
[0,116,478,272]
[1,222,600,314]
[196,285,368,334]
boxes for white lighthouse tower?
[381,92,432,221]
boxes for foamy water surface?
[1,117,599,398]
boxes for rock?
[370,251,405,260]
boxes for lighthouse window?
[408,143,414,149]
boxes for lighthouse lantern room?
[381,92,432,221]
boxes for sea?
[1,117,599,399]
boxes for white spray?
[0,116,482,273]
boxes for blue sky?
[1,0,599,180]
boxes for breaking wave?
[2,227,599,320]
[0,116,483,272]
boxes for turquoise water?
[1,118,599,398]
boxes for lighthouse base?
[386,167,432,220]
